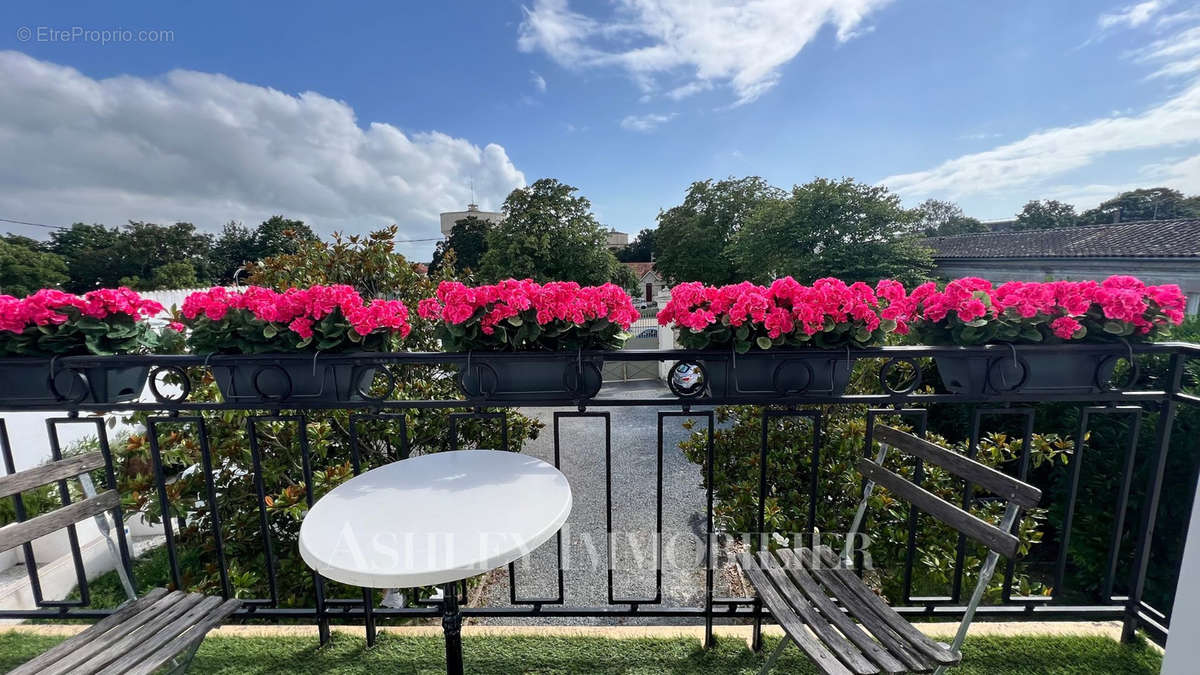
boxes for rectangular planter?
[0,359,148,404]
[456,354,604,402]
[934,349,1121,396]
[697,351,854,399]
[210,356,376,403]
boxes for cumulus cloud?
[881,14,1200,204]
[517,0,893,106]
[619,112,678,132]
[0,51,526,245]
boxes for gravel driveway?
[476,380,712,625]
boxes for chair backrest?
[857,424,1042,559]
[0,452,120,554]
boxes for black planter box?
[697,351,854,399]
[0,359,148,404]
[935,349,1121,395]
[456,354,604,402]
[211,356,376,403]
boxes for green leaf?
[755,336,773,350]
[263,324,279,339]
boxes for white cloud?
[0,51,526,246]
[881,16,1200,203]
[530,70,548,92]
[517,0,893,106]
[619,112,678,132]
[1099,0,1170,29]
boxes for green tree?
[615,228,656,262]
[912,199,987,237]
[209,217,317,283]
[1078,187,1200,224]
[430,216,491,276]
[0,235,69,295]
[727,177,933,285]
[1014,200,1077,230]
[478,178,626,286]
[49,223,122,292]
[654,177,785,285]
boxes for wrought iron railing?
[0,342,1196,649]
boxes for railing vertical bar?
[865,408,928,601]
[701,409,716,649]
[1053,409,1090,595]
[1122,353,1183,642]
[246,417,280,607]
[145,417,182,591]
[1002,410,1035,604]
[0,419,46,607]
[1104,408,1143,601]
[188,417,232,599]
[752,407,769,652]
[94,418,136,595]
[295,415,330,645]
[45,420,91,607]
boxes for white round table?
[299,450,572,674]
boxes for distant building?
[623,261,665,304]
[606,228,629,249]
[924,218,1200,315]
[439,203,502,236]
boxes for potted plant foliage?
[0,288,166,403]
[179,285,411,403]
[656,277,910,398]
[417,279,639,401]
[907,275,1186,395]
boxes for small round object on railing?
[46,365,90,403]
[772,359,814,394]
[668,360,708,399]
[562,360,603,399]
[880,357,923,395]
[149,365,191,403]
[252,364,294,401]
[457,360,499,398]
[986,355,1028,393]
[358,363,397,401]
[1096,353,1139,391]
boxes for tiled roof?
[623,261,658,278]
[924,219,1200,259]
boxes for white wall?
[1163,475,1200,673]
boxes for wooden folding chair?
[739,424,1042,674]
[0,451,240,674]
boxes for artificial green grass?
[0,631,1162,674]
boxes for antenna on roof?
[470,180,477,208]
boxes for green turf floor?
[0,631,1162,674]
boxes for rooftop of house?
[923,218,1200,259]
[622,261,657,278]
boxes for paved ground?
[477,380,713,625]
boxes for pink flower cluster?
[417,279,639,335]
[657,277,910,340]
[909,275,1186,339]
[181,285,411,339]
[0,287,164,334]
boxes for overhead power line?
[0,216,444,242]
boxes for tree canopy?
[1078,187,1200,225]
[727,177,934,285]
[210,216,317,283]
[654,176,784,285]
[478,178,628,286]
[616,228,656,263]
[1014,199,1078,230]
[912,199,987,236]
[0,235,69,296]
[430,216,491,277]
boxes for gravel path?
[477,380,712,625]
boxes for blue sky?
[1,1,1198,260]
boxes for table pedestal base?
[441,583,464,675]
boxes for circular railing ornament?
[668,360,707,399]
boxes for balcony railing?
[0,342,1196,650]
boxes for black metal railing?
[0,342,1196,649]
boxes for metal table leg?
[441,582,464,675]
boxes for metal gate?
[603,309,659,381]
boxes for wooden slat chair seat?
[742,424,1042,675]
[0,452,240,675]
